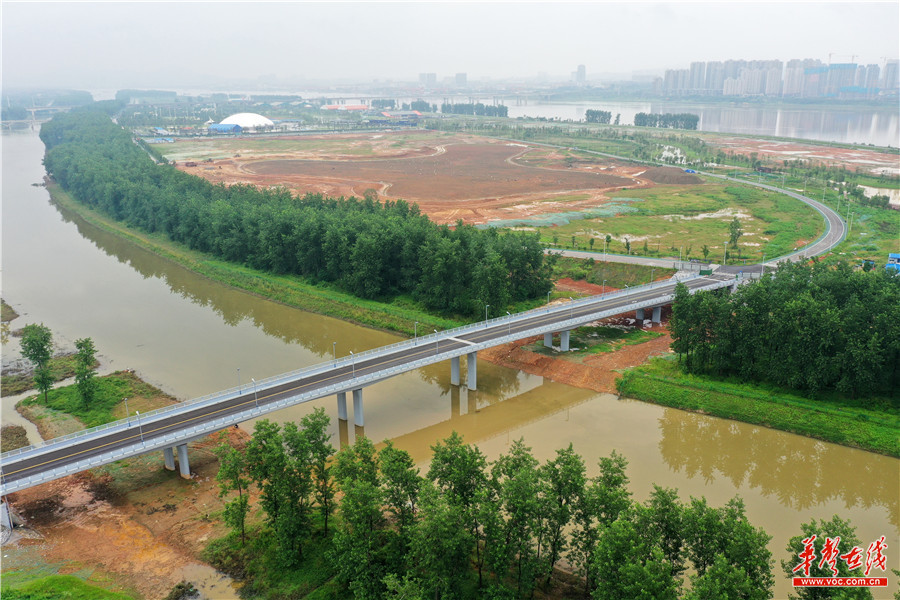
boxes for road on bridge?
[1,273,733,491]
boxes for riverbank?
[47,182,463,338]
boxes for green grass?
[530,324,662,358]
[0,575,136,600]
[617,355,900,457]
[541,182,822,263]
[49,183,464,337]
[552,256,677,290]
[2,353,83,397]
[18,370,175,429]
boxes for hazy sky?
[3,1,898,90]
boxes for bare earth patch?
[171,132,666,225]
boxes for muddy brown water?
[2,130,897,598]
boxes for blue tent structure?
[208,123,242,134]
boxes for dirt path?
[480,325,673,394]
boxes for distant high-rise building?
[455,73,467,87]
[883,60,899,91]
[419,73,437,87]
[783,59,806,96]
[864,64,880,92]
[705,61,725,94]
[825,63,857,96]
[689,62,706,92]
[575,64,586,85]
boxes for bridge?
[1,272,738,498]
[0,153,848,510]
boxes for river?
[1,129,897,597]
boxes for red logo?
[792,534,888,588]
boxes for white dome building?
[220,113,274,130]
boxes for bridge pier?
[635,308,645,326]
[451,386,461,417]
[560,330,571,352]
[652,306,662,324]
[163,446,176,471]
[352,389,364,427]
[337,392,348,421]
[467,352,477,389]
[176,444,191,479]
[543,332,553,348]
[1,500,13,529]
[450,356,461,386]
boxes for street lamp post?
[506,311,511,335]
[136,410,144,443]
[252,378,258,408]
[414,321,419,345]
[485,305,490,326]
[332,342,337,365]
[349,351,355,379]
[650,268,655,284]
[569,297,574,317]
[434,330,439,355]
[237,368,241,393]
[723,241,728,266]
[123,397,129,425]
[602,279,607,295]
[547,291,551,305]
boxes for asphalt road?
[1,273,731,490]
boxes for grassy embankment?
[617,355,899,458]
[48,183,462,337]
[1,425,30,452]
[0,575,136,600]
[17,370,176,438]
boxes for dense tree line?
[670,261,900,397]
[441,102,509,117]
[634,112,700,130]
[584,109,612,124]
[40,108,551,317]
[217,419,775,599]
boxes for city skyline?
[2,2,898,90]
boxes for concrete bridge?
[1,272,739,499]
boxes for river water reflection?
[2,130,897,597]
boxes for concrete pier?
[636,308,645,326]
[560,330,571,352]
[352,389,364,427]
[337,391,348,421]
[652,306,662,324]
[1,500,13,529]
[467,352,477,389]
[176,444,190,479]
[450,356,460,386]
[544,332,553,347]
[163,447,176,471]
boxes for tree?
[540,444,586,583]
[781,515,873,600]
[592,517,680,600]
[215,439,250,545]
[589,237,595,251]
[624,238,631,254]
[702,244,710,260]
[605,234,612,249]
[301,408,336,533]
[408,481,473,599]
[728,217,744,255]
[74,337,97,408]
[21,324,53,402]
[380,440,421,532]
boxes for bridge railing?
[1,274,701,463]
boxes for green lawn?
[1,575,135,600]
[617,355,899,457]
[528,324,662,360]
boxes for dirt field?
[708,136,900,175]
[171,132,676,225]
[4,429,246,599]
